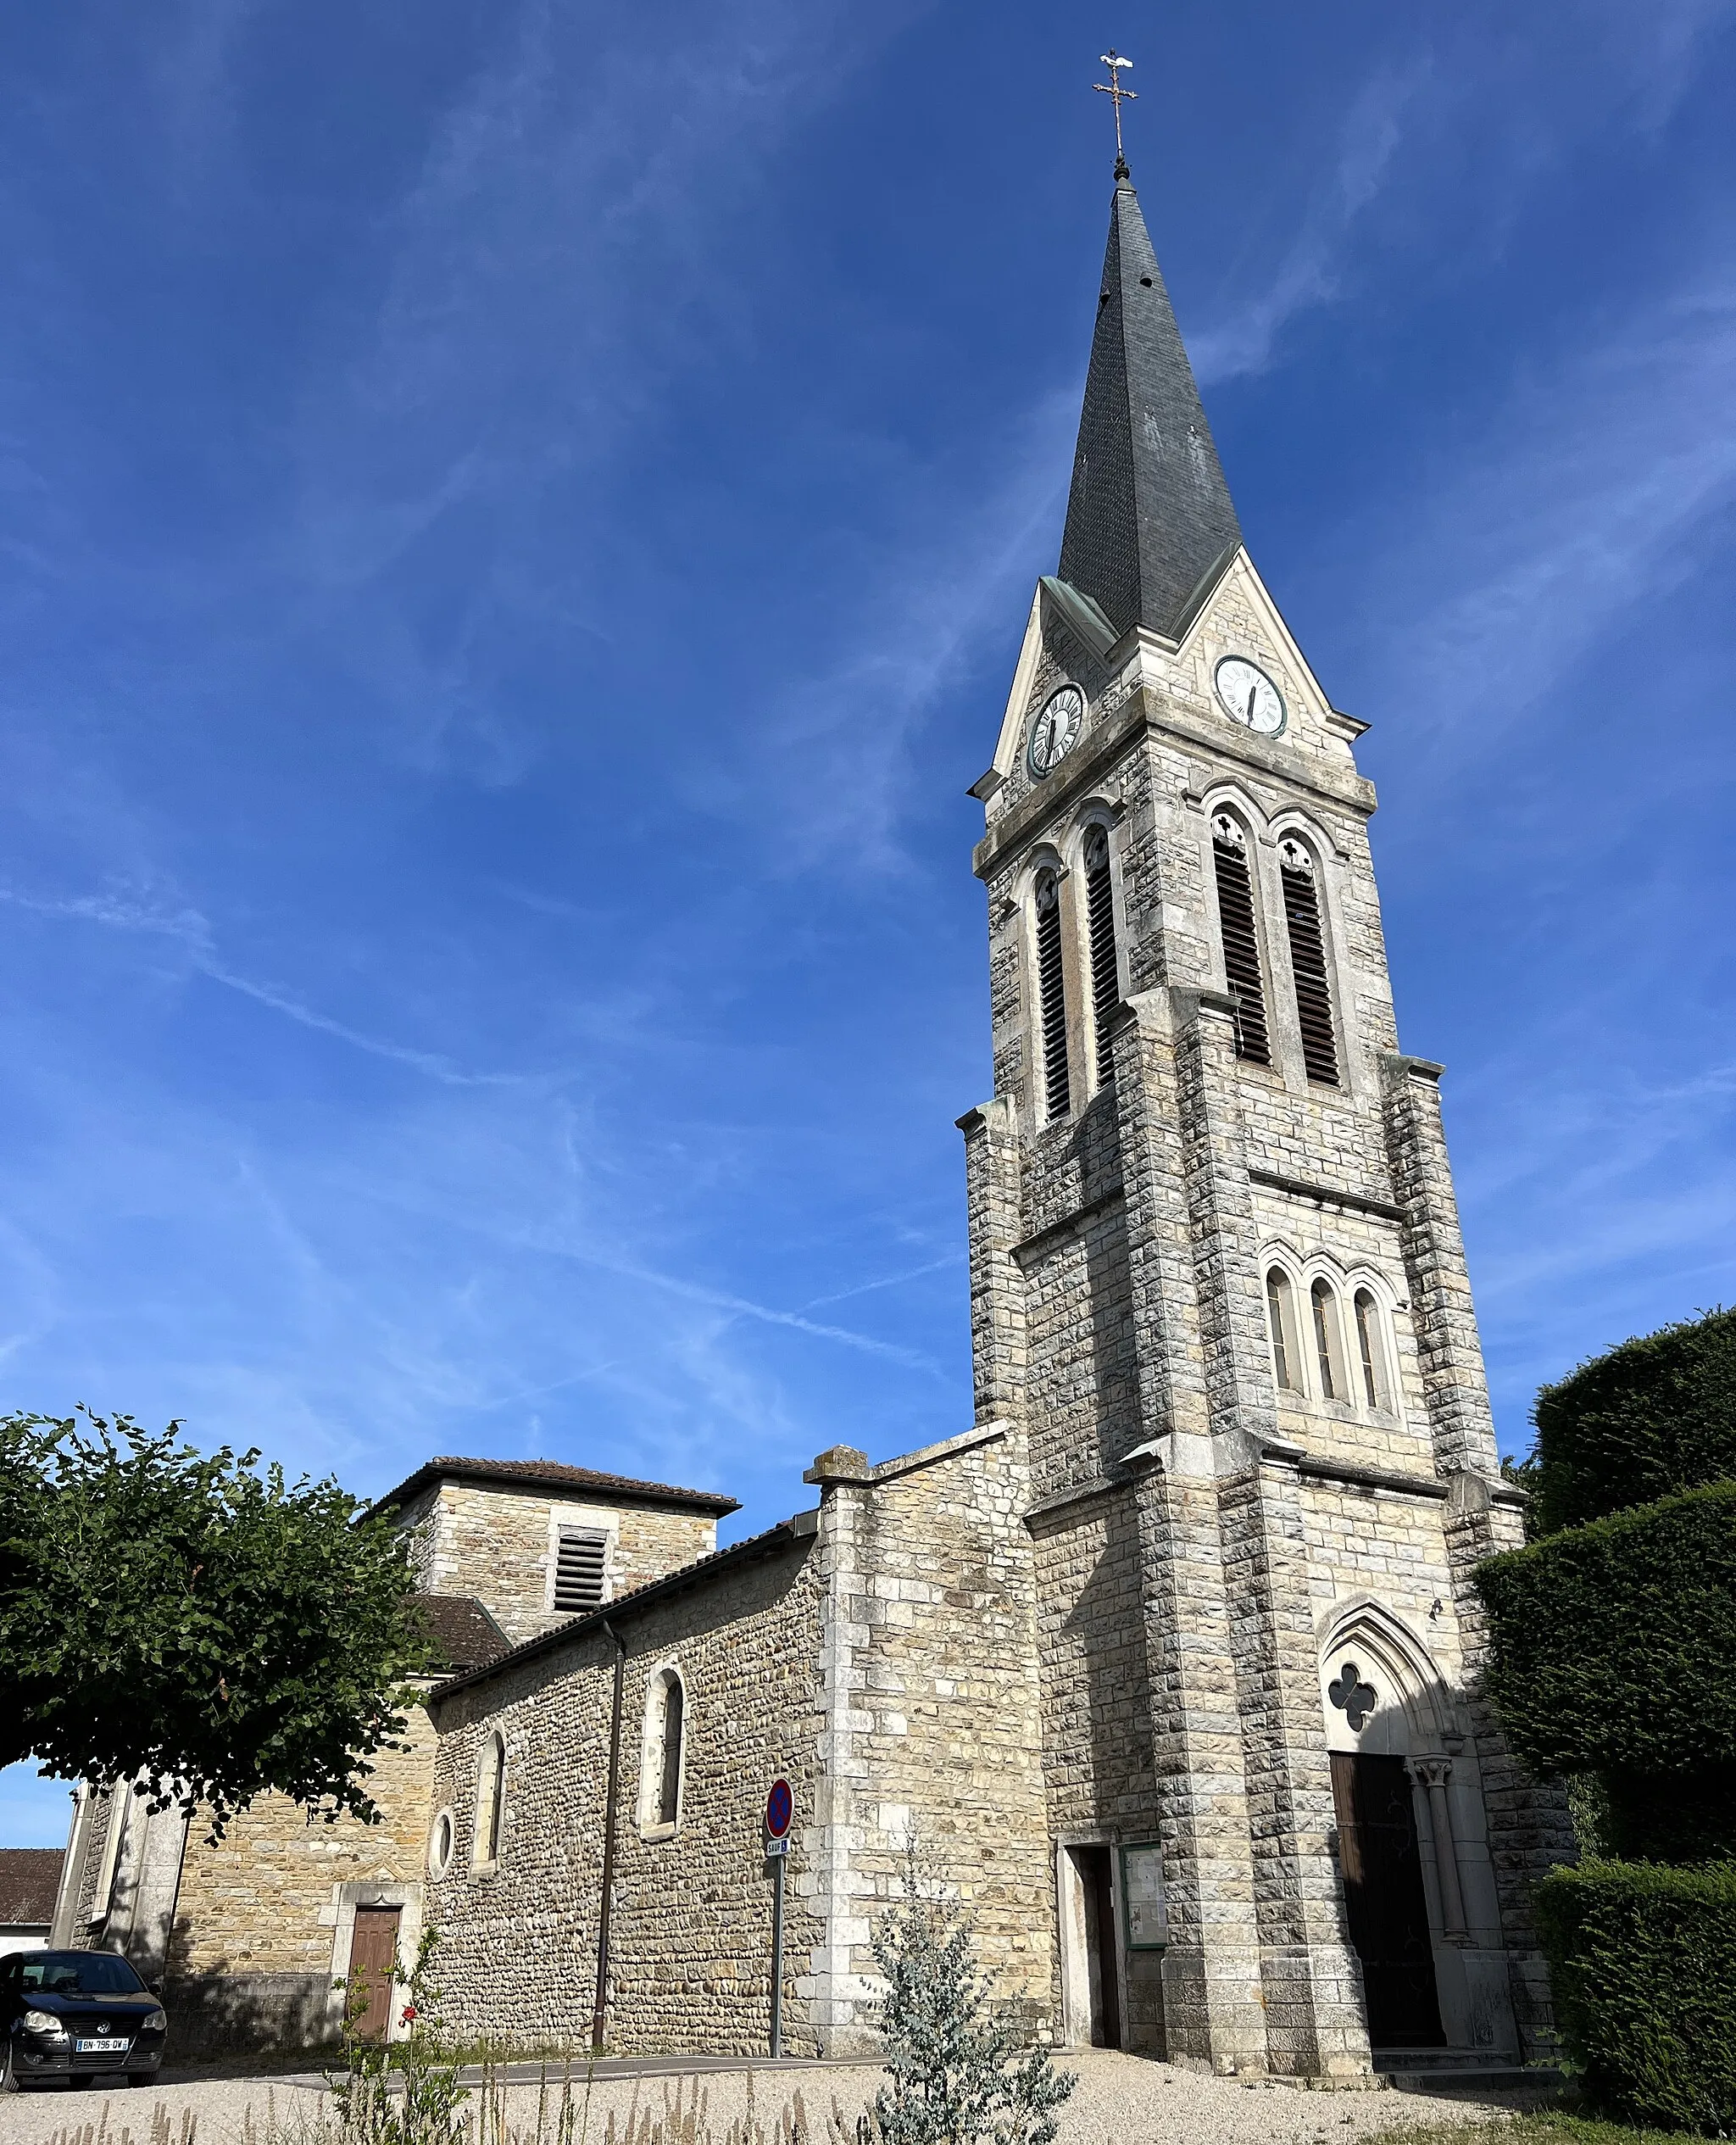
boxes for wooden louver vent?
[554,1527,608,1614]
[1083,825,1119,1084]
[1210,817,1270,1064]
[1035,872,1071,1119]
[1279,840,1338,1084]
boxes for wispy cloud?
[1354,280,1736,768]
[1192,64,1419,387]
[0,881,534,1088]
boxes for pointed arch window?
[1310,1279,1347,1401]
[640,1668,686,1834]
[1082,823,1121,1083]
[1266,1268,1301,1392]
[1353,1290,1390,1412]
[1278,838,1338,1084]
[1210,815,1270,1064]
[1034,870,1071,1119]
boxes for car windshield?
[19,1953,146,1996]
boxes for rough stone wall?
[406,1481,720,1643]
[159,1697,440,2053]
[426,1537,826,2057]
[802,1427,1057,2057]
[967,556,1566,2073]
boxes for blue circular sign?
[765,1777,793,1840]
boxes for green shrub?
[1531,1307,1736,1535]
[1537,1859,1736,2133]
[1475,1482,1736,1856]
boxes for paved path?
[0,2051,1544,2145]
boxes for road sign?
[765,1777,793,1841]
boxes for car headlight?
[23,2010,66,2036]
[142,2010,167,2032]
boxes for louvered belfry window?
[1279,838,1338,1084]
[1210,815,1270,1064]
[1082,825,1120,1084]
[1034,871,1071,1119]
[554,1527,608,1614]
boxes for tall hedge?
[1531,1306,1736,1535]
[1475,1481,1736,1856]
[1537,1859,1736,2132]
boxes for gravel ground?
[0,2055,1539,2145]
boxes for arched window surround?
[1261,1252,1404,1419]
[637,1663,687,1839]
[1201,795,1273,1068]
[1022,850,1074,1125]
[1067,806,1125,1093]
[1267,816,1350,1091]
[473,1732,507,1872]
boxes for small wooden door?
[1330,1752,1444,2048]
[348,1907,402,2043]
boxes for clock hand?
[1246,685,1258,722]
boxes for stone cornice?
[973,685,1377,883]
[1247,1167,1405,1223]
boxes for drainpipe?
[591,1622,627,2052]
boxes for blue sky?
[3,0,1734,1846]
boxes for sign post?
[764,1778,794,2059]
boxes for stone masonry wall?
[159,1695,440,2054]
[804,1425,1058,2056]
[427,1534,826,2057]
[407,1481,720,1644]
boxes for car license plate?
[75,2038,131,2054]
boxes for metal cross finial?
[1094,50,1137,174]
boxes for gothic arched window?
[1310,1278,1346,1401]
[1033,870,1071,1119]
[1354,1289,1390,1411]
[1278,837,1338,1084]
[1082,824,1121,1084]
[640,1668,686,1834]
[1210,814,1270,1064]
[1266,1268,1301,1391]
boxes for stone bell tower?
[956,164,1571,2076]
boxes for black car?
[0,1950,168,2091]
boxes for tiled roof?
[431,1512,817,1699]
[0,1848,63,1929]
[372,1456,739,1520]
[414,1594,509,1675]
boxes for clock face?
[1214,656,1286,738]
[1028,683,1085,777]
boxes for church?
[52,159,1572,2083]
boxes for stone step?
[1375,2053,1562,2094]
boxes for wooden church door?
[1330,1753,1444,2047]
[348,1906,402,2043]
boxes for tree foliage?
[870,1847,1075,2145]
[1529,1306,1736,1535]
[0,1411,428,1832]
[1537,1858,1736,2132]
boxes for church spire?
[1057,169,1243,643]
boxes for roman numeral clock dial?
[1214,655,1286,738]
[1027,683,1085,777]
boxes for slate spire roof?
[1057,166,1243,643]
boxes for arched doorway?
[1319,1600,1516,2057]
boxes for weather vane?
[1094,50,1137,174]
